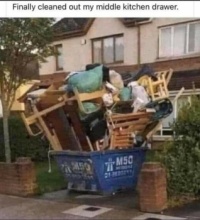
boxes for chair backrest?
[73,87,106,114]
[74,87,106,102]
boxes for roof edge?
[53,18,95,41]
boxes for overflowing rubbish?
[18,64,175,194]
[19,64,173,152]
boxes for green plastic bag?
[119,87,132,101]
[68,65,103,93]
[79,102,100,116]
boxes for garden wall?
[0,157,38,196]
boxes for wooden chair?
[73,87,107,114]
[138,69,173,101]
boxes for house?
[39,18,200,144]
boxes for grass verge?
[35,160,67,194]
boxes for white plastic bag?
[109,70,124,90]
[102,93,114,107]
[128,81,150,112]
[128,81,149,104]
[132,97,145,112]
[105,81,118,94]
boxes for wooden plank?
[111,118,150,129]
[38,94,64,105]
[114,139,133,143]
[20,112,43,136]
[26,101,65,122]
[41,105,76,150]
[111,112,150,118]
[173,87,185,103]
[146,121,162,140]
[64,102,91,151]
[56,108,81,151]
[45,90,66,95]
[31,104,62,151]
[113,143,133,148]
[77,89,106,102]
[109,116,152,123]
[115,135,132,139]
[110,112,152,120]
[86,136,94,151]
[128,124,148,132]
[113,124,147,133]
[114,140,133,144]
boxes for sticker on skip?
[104,155,134,179]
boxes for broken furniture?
[107,111,153,149]
[73,86,106,114]
[17,64,176,195]
[19,65,173,152]
[138,69,173,101]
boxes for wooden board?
[36,102,74,150]
[63,102,91,151]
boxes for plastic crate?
[52,148,147,195]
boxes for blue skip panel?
[52,148,146,194]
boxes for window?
[156,96,191,136]
[55,44,63,71]
[159,21,200,58]
[92,35,124,64]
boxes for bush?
[156,96,200,196]
[0,115,49,161]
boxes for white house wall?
[39,18,199,75]
[39,18,138,75]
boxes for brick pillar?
[138,162,167,213]
[15,157,38,196]
[0,157,38,197]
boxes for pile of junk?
[19,64,177,194]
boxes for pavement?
[0,192,141,219]
[0,191,200,219]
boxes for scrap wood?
[110,132,133,149]
[86,136,94,151]
[20,112,43,136]
[111,118,150,129]
[17,80,41,103]
[147,74,169,101]
[63,102,92,151]
[73,87,106,115]
[24,101,65,123]
[20,66,176,152]
[108,111,153,122]
[155,68,173,86]
[146,120,162,140]
[31,103,62,151]
[172,87,185,103]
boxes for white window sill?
[152,135,173,142]
[106,62,124,67]
[156,52,200,63]
[54,70,65,73]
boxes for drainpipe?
[137,24,141,68]
[136,18,153,68]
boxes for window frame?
[159,21,200,58]
[91,34,124,64]
[55,44,63,71]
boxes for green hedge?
[156,96,200,196]
[0,115,49,161]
